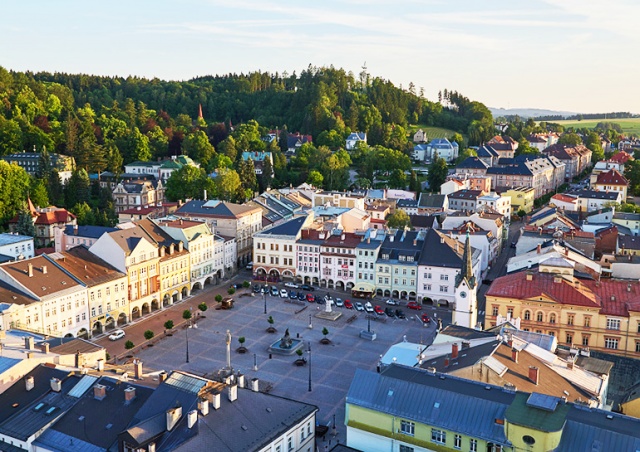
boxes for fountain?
[268,328,304,355]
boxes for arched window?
[549,314,556,324]
[524,310,531,321]
[536,312,544,322]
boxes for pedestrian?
[434,312,437,319]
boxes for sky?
[1,0,638,114]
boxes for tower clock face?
[460,291,467,298]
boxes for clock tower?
[453,234,478,328]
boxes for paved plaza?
[131,286,445,446]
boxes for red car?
[374,305,385,316]
[307,293,315,302]
[421,313,431,323]
[344,299,353,309]
[407,301,422,310]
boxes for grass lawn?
[551,118,640,136]
[406,124,458,141]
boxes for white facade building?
[0,233,34,262]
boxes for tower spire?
[456,233,475,288]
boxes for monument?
[315,296,342,321]
[268,328,304,355]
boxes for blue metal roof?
[63,225,118,239]
[258,215,307,237]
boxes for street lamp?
[308,314,313,329]
[253,353,258,371]
[307,341,312,392]
[186,320,190,363]
[263,292,267,315]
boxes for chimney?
[462,341,470,350]
[24,336,34,350]
[42,265,47,274]
[237,374,245,388]
[124,386,136,402]
[40,342,50,354]
[166,406,182,431]
[528,366,539,385]
[536,244,541,254]
[209,391,221,410]
[227,384,238,402]
[27,352,33,359]
[203,189,207,201]
[567,360,574,370]
[413,239,417,246]
[74,224,78,235]
[28,263,33,277]
[512,349,519,363]
[134,359,143,379]
[251,378,259,392]
[554,275,562,283]
[187,409,197,429]
[94,384,106,400]
[390,235,394,242]
[198,398,209,416]
[50,378,62,392]
[444,357,450,367]
[526,272,533,281]
[158,371,168,383]
[25,376,35,391]
[452,343,459,359]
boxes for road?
[476,221,521,325]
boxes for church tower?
[453,234,478,328]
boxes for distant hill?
[489,107,577,119]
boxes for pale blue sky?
[1,0,638,113]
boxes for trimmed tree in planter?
[242,280,250,288]
[183,309,192,321]
[266,315,276,333]
[125,340,135,350]
[144,330,154,340]
[228,287,236,295]
[215,294,223,303]
[320,327,331,344]
[237,336,247,353]
[294,348,307,366]
[198,302,207,312]
[164,320,174,331]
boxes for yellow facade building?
[503,187,535,214]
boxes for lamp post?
[253,353,258,371]
[263,292,267,315]
[186,320,190,363]
[308,314,313,329]
[307,341,312,392]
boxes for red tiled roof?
[34,210,75,225]
[610,151,633,163]
[551,194,577,204]
[488,271,640,316]
[595,169,628,186]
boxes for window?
[399,446,414,452]
[492,306,499,316]
[524,310,531,320]
[584,316,591,327]
[470,439,478,452]
[400,420,415,436]
[440,274,448,281]
[425,272,432,279]
[440,286,448,293]
[288,436,293,451]
[607,318,621,330]
[566,333,573,344]
[636,342,640,353]
[549,314,556,324]
[567,314,574,326]
[454,434,462,449]
[431,428,446,444]
[605,337,619,350]
[536,312,543,322]
[507,307,514,317]
[582,335,590,346]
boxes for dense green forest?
[0,64,495,231]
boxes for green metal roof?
[505,392,570,432]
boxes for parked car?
[385,307,395,317]
[395,309,406,319]
[284,282,299,289]
[355,301,365,311]
[252,285,261,293]
[374,305,384,316]
[421,313,431,323]
[280,289,289,298]
[289,290,297,299]
[246,262,253,270]
[301,284,315,291]
[407,301,422,310]
[385,299,398,306]
[364,302,374,313]
[315,295,324,304]
[230,283,243,289]
[307,293,315,302]
[270,286,279,296]
[344,299,353,309]
[297,292,306,301]
[335,298,344,307]
[262,285,269,294]
[109,329,125,341]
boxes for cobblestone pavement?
[104,275,445,446]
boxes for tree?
[198,302,207,312]
[306,170,324,188]
[558,133,582,146]
[183,130,216,168]
[214,168,242,201]
[388,169,407,189]
[182,309,192,320]
[165,165,216,202]
[228,287,236,295]
[15,209,36,237]
[65,169,91,208]
[266,315,276,333]
[427,154,448,192]
[237,336,247,353]
[386,210,411,229]
[164,320,174,330]
[408,171,421,193]
[125,340,134,349]
[215,294,223,303]
[30,178,49,208]
[144,330,154,340]
[585,131,604,162]
[238,159,258,194]
[47,170,64,206]
[71,202,96,225]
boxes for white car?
[280,289,289,298]
[385,299,398,306]
[284,282,299,289]
[355,301,365,311]
[109,329,125,341]
[364,302,374,313]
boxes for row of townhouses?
[0,217,236,339]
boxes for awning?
[353,282,376,293]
